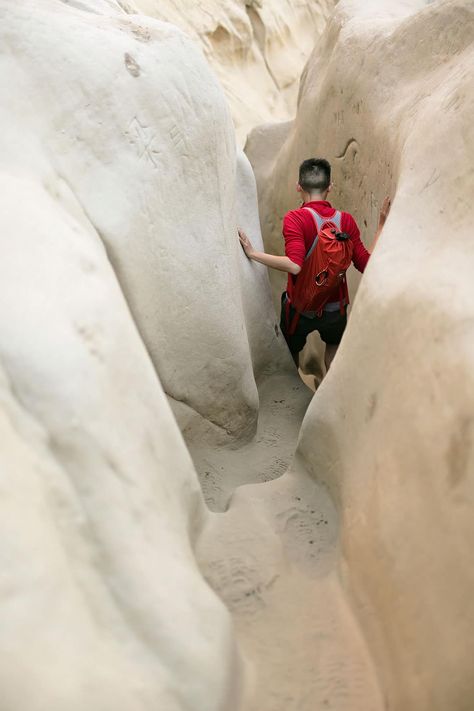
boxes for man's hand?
[378,196,391,228]
[238,229,255,258]
[371,196,392,251]
[238,228,301,274]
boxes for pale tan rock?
[1,0,296,440]
[248,0,474,708]
[5,0,474,709]
[0,0,270,706]
[1,2,361,707]
[0,169,242,709]
[124,0,336,144]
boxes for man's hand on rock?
[371,196,392,251]
[378,196,391,227]
[238,229,255,258]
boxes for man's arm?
[346,217,370,273]
[371,196,391,250]
[238,230,301,275]
[348,196,392,272]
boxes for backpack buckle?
[315,270,329,286]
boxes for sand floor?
[187,372,384,711]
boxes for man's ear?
[327,182,333,194]
[296,182,303,193]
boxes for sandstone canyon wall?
[112,0,336,144]
[1,0,474,710]
[4,0,296,441]
[0,0,291,707]
[247,1,474,709]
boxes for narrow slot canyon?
[0,2,473,711]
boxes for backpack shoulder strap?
[331,210,342,230]
[302,208,344,261]
[304,207,343,232]
[303,207,325,234]
[302,207,320,260]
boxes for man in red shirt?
[239,158,390,370]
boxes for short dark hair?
[298,158,331,193]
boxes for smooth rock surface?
[0,0,272,707]
[120,0,336,144]
[247,1,474,708]
[1,0,293,441]
[0,2,378,708]
[4,0,474,709]
[0,171,240,709]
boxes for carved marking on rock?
[169,122,186,152]
[447,417,472,488]
[124,52,140,77]
[130,24,151,43]
[423,169,440,191]
[335,138,359,160]
[126,116,161,168]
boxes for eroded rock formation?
[247,1,474,708]
[2,0,474,710]
[112,0,336,144]
[0,0,288,707]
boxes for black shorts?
[280,292,347,356]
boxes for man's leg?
[317,308,348,374]
[279,293,311,368]
[324,343,338,371]
[282,326,306,369]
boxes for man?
[239,157,390,371]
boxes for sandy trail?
[188,374,310,513]
[189,373,384,710]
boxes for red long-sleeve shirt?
[282,200,370,305]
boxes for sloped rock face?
[3,0,474,709]
[120,0,336,144]
[1,0,292,442]
[0,222,239,711]
[0,0,293,707]
[248,0,474,708]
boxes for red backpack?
[286,208,353,335]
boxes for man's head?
[297,158,331,198]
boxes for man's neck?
[303,191,329,204]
